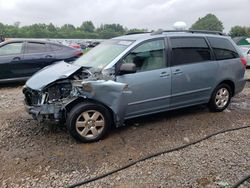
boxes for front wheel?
[208,84,232,112]
[66,102,112,143]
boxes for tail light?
[74,51,83,57]
[240,57,247,68]
[69,44,81,49]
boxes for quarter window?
[0,43,23,55]
[123,39,166,71]
[170,37,212,66]
[26,42,47,53]
[207,37,239,60]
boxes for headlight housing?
[45,80,72,103]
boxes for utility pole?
[0,35,5,43]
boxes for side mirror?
[119,63,136,75]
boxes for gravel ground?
[0,70,250,188]
[246,69,250,81]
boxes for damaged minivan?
[23,30,247,142]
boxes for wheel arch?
[63,97,116,127]
[217,80,235,96]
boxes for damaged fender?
[69,80,132,126]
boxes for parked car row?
[0,39,83,83]
[62,40,101,50]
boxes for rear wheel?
[66,102,112,142]
[208,84,232,112]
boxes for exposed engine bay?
[23,66,130,126]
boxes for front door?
[11,42,54,78]
[116,39,171,119]
[0,42,24,80]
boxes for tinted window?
[208,37,239,60]
[50,44,63,51]
[26,42,47,53]
[0,43,23,55]
[123,39,166,71]
[170,37,212,66]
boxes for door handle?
[12,57,21,62]
[160,71,170,77]
[173,69,183,75]
[45,55,53,58]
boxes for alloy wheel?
[75,110,105,139]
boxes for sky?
[0,0,249,32]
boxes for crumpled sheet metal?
[80,80,131,125]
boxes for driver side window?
[122,39,166,71]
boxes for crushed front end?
[23,80,76,122]
[23,62,130,126]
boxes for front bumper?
[25,103,63,122]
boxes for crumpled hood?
[26,61,82,91]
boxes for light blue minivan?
[23,30,247,142]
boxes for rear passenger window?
[207,37,239,60]
[26,42,47,53]
[170,37,212,66]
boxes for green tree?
[80,21,95,33]
[4,25,19,37]
[229,26,250,37]
[59,24,76,38]
[190,13,224,31]
[13,21,21,28]
[47,23,56,32]
[27,24,48,38]
[61,24,75,32]
[0,22,5,35]
[0,21,130,39]
[104,24,125,33]
[96,24,126,39]
[126,28,148,34]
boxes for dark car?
[87,41,100,48]
[0,39,83,83]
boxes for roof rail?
[188,30,226,36]
[151,30,185,35]
[126,31,150,35]
[150,29,164,35]
[151,29,227,36]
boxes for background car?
[239,45,250,67]
[69,43,81,49]
[86,41,100,48]
[0,39,83,83]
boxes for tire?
[208,83,232,112]
[66,102,112,143]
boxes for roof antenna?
[173,21,187,30]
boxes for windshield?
[74,40,134,69]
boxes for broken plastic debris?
[217,181,229,187]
